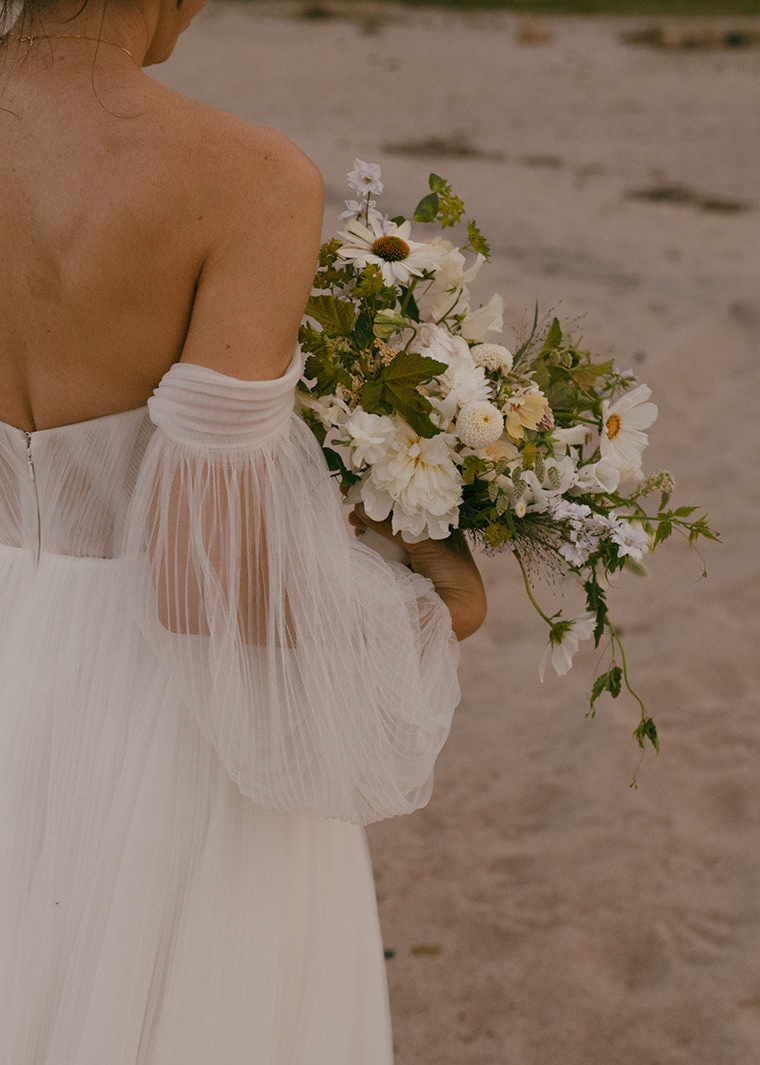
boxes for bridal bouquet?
[297,160,718,768]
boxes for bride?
[0,0,486,1062]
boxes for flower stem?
[515,551,555,627]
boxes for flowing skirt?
[0,543,393,1065]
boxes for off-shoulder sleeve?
[124,353,460,825]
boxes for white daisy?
[600,384,658,475]
[337,218,441,287]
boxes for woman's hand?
[349,505,487,641]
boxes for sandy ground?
[155,5,760,1062]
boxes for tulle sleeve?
[124,352,460,825]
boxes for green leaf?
[589,665,623,712]
[633,716,660,753]
[361,349,447,438]
[653,516,673,549]
[540,317,563,355]
[413,192,439,224]
[323,447,361,487]
[571,360,614,391]
[466,220,490,259]
[429,173,447,193]
[353,310,374,350]
[584,575,609,647]
[305,295,356,338]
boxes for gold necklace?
[6,31,139,68]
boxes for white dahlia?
[456,400,504,449]
[600,384,658,476]
[470,343,513,374]
[337,218,441,287]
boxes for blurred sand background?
[154,4,760,1062]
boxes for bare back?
[0,43,324,431]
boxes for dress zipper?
[23,431,41,564]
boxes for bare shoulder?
[148,86,323,226]
[147,91,324,379]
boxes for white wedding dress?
[0,351,460,1065]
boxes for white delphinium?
[337,218,441,287]
[456,400,504,450]
[539,612,597,681]
[339,199,386,227]
[346,158,384,197]
[343,410,396,469]
[600,384,658,478]
[608,519,650,561]
[470,343,513,374]
[360,424,463,541]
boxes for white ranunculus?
[460,292,504,342]
[360,425,463,541]
[344,410,397,468]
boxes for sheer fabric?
[0,350,460,1064]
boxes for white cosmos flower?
[539,612,597,681]
[456,400,504,449]
[337,218,441,287]
[346,158,383,197]
[344,410,396,468]
[360,424,463,541]
[600,384,658,476]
